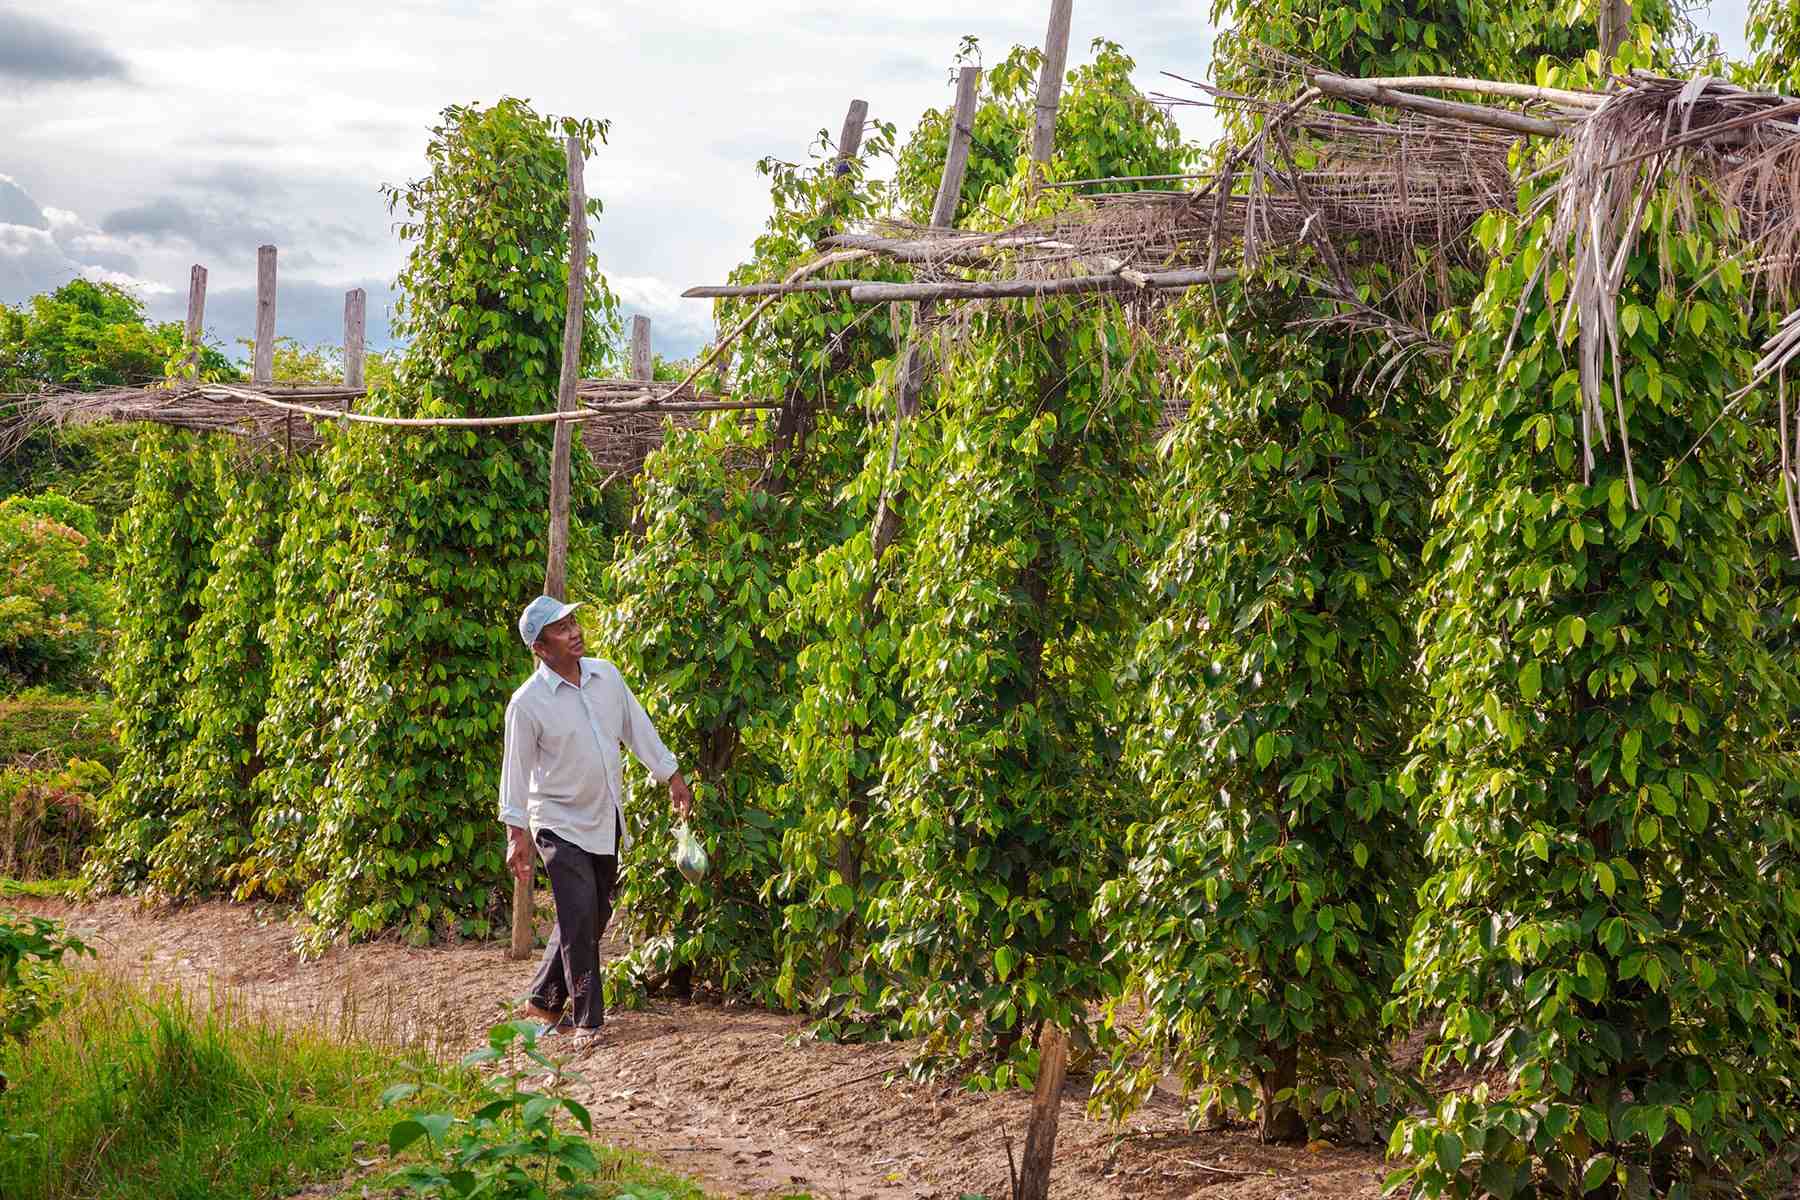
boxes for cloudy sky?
[0,1,1755,365]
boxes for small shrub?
[0,914,92,1087]
[0,757,106,880]
[0,494,109,690]
[383,1019,709,1200]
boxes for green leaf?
[388,1118,428,1155]
[1519,660,1542,701]
[994,946,1018,982]
[1436,1130,1464,1171]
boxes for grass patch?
[0,967,735,1200]
[0,968,464,1199]
[0,877,80,898]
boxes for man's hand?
[669,772,694,820]
[506,825,534,884]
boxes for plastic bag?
[673,821,709,885]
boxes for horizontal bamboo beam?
[682,279,862,299]
[205,383,776,428]
[844,268,1234,303]
[1310,73,1569,138]
[1351,75,1604,109]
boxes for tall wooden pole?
[630,315,653,383]
[1017,1027,1070,1200]
[343,288,367,390]
[1598,0,1632,61]
[836,99,869,177]
[1030,0,1074,181]
[510,133,587,962]
[252,245,277,384]
[184,264,208,381]
[931,67,981,229]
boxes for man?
[499,594,693,1050]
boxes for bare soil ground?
[5,895,1390,1200]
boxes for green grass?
[0,969,460,1199]
[0,967,735,1200]
[0,876,80,898]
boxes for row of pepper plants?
[87,11,1800,1195]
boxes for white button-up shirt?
[498,657,679,857]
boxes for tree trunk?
[1257,1043,1306,1143]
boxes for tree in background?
[0,493,109,690]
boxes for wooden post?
[630,315,653,382]
[1598,0,1631,61]
[1030,0,1075,179]
[511,133,586,962]
[343,288,367,389]
[184,265,207,380]
[836,98,869,176]
[869,62,979,553]
[1017,1026,1070,1200]
[253,245,277,385]
[931,67,981,229]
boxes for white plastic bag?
[673,821,709,885]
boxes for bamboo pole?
[513,133,587,962]
[184,265,207,380]
[846,268,1232,303]
[253,246,277,385]
[343,289,367,390]
[1030,0,1074,177]
[1310,73,1569,137]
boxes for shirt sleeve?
[498,697,534,828]
[618,670,679,784]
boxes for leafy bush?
[382,1020,712,1200]
[293,98,619,943]
[0,914,91,1087]
[87,430,217,892]
[0,493,109,690]
[0,757,105,880]
[1387,198,1800,1197]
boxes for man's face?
[534,613,585,662]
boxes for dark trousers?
[527,827,619,1029]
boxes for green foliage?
[601,120,903,1001]
[0,279,233,393]
[895,39,1191,226]
[87,430,218,892]
[1095,290,1433,1138]
[298,99,618,942]
[383,1020,600,1198]
[0,423,139,535]
[1388,201,1800,1197]
[0,493,110,689]
[863,299,1157,1076]
[1744,0,1800,90]
[150,449,290,900]
[0,757,106,881]
[0,915,91,1082]
[0,969,464,1199]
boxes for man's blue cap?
[519,595,582,648]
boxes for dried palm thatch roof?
[0,377,762,475]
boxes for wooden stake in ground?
[630,315,653,382]
[1029,0,1074,181]
[1016,1026,1069,1200]
[253,245,277,385]
[512,133,587,962]
[184,265,207,381]
[343,288,367,390]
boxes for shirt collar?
[533,658,599,693]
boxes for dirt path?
[5,896,1389,1200]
